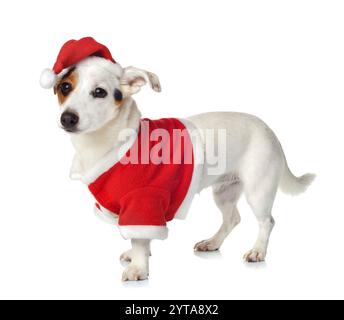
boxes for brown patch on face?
[115,98,125,107]
[54,68,78,105]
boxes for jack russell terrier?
[40,37,315,281]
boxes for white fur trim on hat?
[40,68,57,89]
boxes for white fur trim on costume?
[94,204,118,225]
[80,126,139,184]
[118,226,168,240]
[174,118,205,219]
[40,68,57,89]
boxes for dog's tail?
[279,161,315,196]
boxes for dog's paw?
[243,249,266,262]
[120,250,133,262]
[194,239,220,252]
[122,264,148,281]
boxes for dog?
[40,37,315,281]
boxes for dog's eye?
[60,82,72,96]
[93,88,108,98]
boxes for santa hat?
[40,37,117,89]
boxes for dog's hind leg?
[242,171,278,262]
[194,175,243,252]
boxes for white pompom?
[40,68,57,89]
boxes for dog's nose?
[60,111,79,130]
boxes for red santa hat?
[40,37,117,89]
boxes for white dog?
[41,38,314,281]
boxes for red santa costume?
[86,117,204,240]
[40,37,204,240]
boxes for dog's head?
[47,57,161,134]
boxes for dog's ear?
[120,66,161,96]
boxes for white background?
[0,0,343,300]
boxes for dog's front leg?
[122,239,150,281]
[120,241,151,262]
